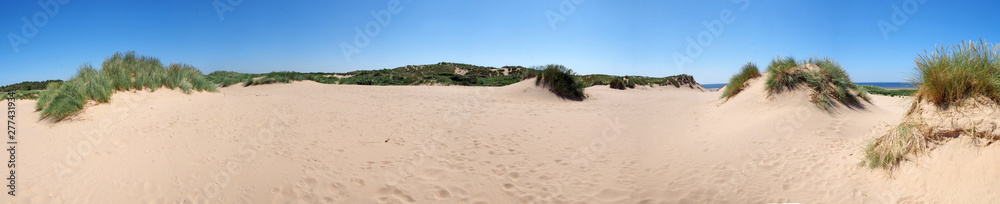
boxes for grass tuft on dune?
[913,39,1000,107]
[764,56,868,111]
[863,122,927,170]
[533,64,586,100]
[864,40,1000,170]
[36,51,217,121]
[721,62,761,100]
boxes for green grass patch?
[912,39,1000,107]
[856,85,917,97]
[534,64,586,100]
[36,51,217,121]
[764,56,869,111]
[721,62,761,100]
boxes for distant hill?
[0,80,63,92]
[207,62,705,89]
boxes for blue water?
[702,82,916,90]
[701,83,726,89]
[855,82,917,89]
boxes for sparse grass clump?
[912,39,1000,106]
[534,64,586,100]
[863,121,927,169]
[36,51,217,121]
[764,56,868,111]
[721,62,761,100]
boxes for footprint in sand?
[375,186,416,203]
[593,188,631,201]
[350,177,366,187]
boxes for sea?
[702,82,916,91]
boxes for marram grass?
[36,51,217,121]
[721,62,761,100]
[863,40,1000,170]
[764,56,868,111]
[533,64,586,100]
[913,39,1000,106]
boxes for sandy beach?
[5,77,997,203]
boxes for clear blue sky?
[1,0,998,86]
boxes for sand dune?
[7,79,1000,203]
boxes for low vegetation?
[580,74,699,89]
[207,62,701,92]
[764,56,868,111]
[207,62,531,87]
[863,121,925,169]
[0,80,62,93]
[855,85,917,97]
[533,64,586,100]
[863,40,1000,170]
[0,80,63,101]
[912,39,1000,107]
[720,62,761,100]
[35,51,217,121]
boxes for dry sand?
[6,78,1000,203]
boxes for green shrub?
[623,76,636,89]
[913,39,1000,106]
[609,78,626,90]
[721,62,761,100]
[534,64,585,100]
